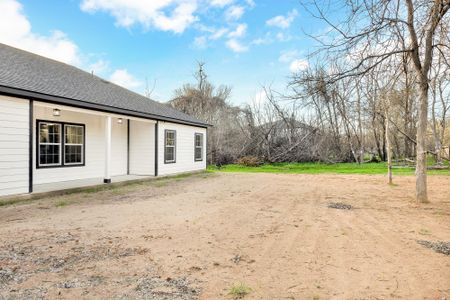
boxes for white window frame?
[64,124,84,166]
[164,129,176,164]
[38,121,62,167]
[194,133,203,162]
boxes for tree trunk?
[415,83,429,203]
[357,88,364,163]
[385,102,393,185]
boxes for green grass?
[229,283,252,299]
[0,197,32,207]
[54,200,69,207]
[208,162,450,176]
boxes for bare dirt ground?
[1,172,449,299]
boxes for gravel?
[417,240,450,256]
[0,287,47,300]
[117,276,201,300]
[328,202,352,210]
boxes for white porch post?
[104,115,112,183]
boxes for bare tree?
[169,62,242,165]
[144,78,157,98]
[299,0,450,202]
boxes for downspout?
[29,100,33,193]
[155,121,158,176]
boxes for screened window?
[37,121,85,168]
[64,125,84,165]
[194,133,203,161]
[164,130,176,163]
[38,122,61,166]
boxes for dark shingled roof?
[0,43,208,127]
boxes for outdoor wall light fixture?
[53,108,61,117]
[117,118,123,124]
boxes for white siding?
[111,120,128,176]
[0,95,29,196]
[0,96,205,196]
[158,122,206,176]
[33,106,128,185]
[129,120,155,175]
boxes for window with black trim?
[38,122,61,166]
[37,121,85,168]
[194,133,203,161]
[164,130,176,163]
[64,124,84,165]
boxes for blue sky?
[0,0,327,105]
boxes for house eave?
[0,85,211,128]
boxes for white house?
[0,43,208,197]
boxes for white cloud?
[209,0,234,7]
[225,5,244,21]
[279,50,299,63]
[109,69,142,89]
[192,36,208,49]
[210,27,229,40]
[228,23,247,38]
[88,59,110,75]
[226,39,248,53]
[251,38,268,45]
[80,0,198,34]
[0,0,81,65]
[245,0,255,8]
[289,59,308,73]
[266,9,298,29]
[276,32,292,42]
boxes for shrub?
[236,156,261,167]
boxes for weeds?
[229,283,251,299]
[55,200,69,207]
[418,228,431,235]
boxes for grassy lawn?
[208,162,450,176]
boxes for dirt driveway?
[1,172,449,299]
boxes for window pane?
[195,134,202,147]
[65,125,83,144]
[165,147,174,162]
[49,124,60,143]
[65,145,82,164]
[40,123,60,143]
[166,131,175,146]
[39,124,48,143]
[195,148,202,160]
[39,144,60,165]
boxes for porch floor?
[33,175,153,194]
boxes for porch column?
[104,115,112,183]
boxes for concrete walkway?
[33,175,152,193]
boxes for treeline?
[169,60,449,166]
[168,0,449,202]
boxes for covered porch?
[32,101,157,193]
